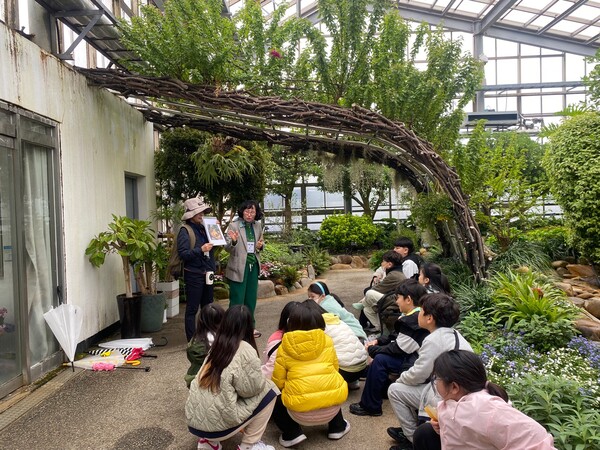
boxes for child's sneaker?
[279,433,307,448]
[198,438,222,450]
[237,441,275,450]
[352,302,364,311]
[328,419,351,440]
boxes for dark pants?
[340,367,367,383]
[413,423,441,450]
[273,396,345,440]
[360,353,407,413]
[184,271,214,341]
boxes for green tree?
[452,122,546,250]
[544,112,600,262]
[267,146,320,235]
[320,159,393,219]
[155,129,268,224]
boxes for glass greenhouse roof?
[225,0,600,56]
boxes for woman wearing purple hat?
[179,197,216,341]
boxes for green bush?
[453,281,494,317]
[521,225,573,261]
[280,265,301,288]
[429,255,474,287]
[488,240,551,274]
[456,311,500,353]
[260,242,292,264]
[303,247,331,275]
[409,191,454,235]
[279,251,306,270]
[368,249,387,271]
[544,112,600,263]
[508,374,600,450]
[490,270,578,351]
[378,226,419,251]
[318,214,378,252]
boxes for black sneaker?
[349,402,382,416]
[387,427,412,447]
[389,444,413,450]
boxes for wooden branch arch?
[78,68,486,279]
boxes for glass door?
[0,128,23,394]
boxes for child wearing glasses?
[412,350,556,450]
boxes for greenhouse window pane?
[325,192,344,208]
[520,44,541,56]
[565,54,586,81]
[305,187,324,208]
[522,96,542,114]
[496,40,518,58]
[541,94,564,114]
[496,59,518,84]
[521,58,541,84]
[541,57,564,83]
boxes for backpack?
[167,224,195,280]
[375,292,401,336]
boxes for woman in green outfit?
[225,200,265,338]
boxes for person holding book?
[225,200,265,338]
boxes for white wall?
[0,24,156,340]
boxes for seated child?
[412,350,556,450]
[349,279,428,416]
[272,302,351,448]
[185,303,225,388]
[418,263,451,295]
[303,300,368,390]
[307,281,367,341]
[386,294,473,450]
[261,301,300,379]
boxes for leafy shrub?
[508,373,600,450]
[279,251,306,270]
[409,191,454,235]
[318,214,378,252]
[428,255,474,287]
[283,226,321,247]
[378,226,419,251]
[521,225,573,261]
[452,281,494,317]
[280,265,301,288]
[259,261,283,280]
[303,247,331,275]
[488,240,551,274]
[368,249,387,271]
[544,112,600,262]
[511,316,577,352]
[260,242,292,264]
[490,271,578,350]
[456,311,500,353]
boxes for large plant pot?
[157,280,180,318]
[141,292,166,333]
[117,294,142,339]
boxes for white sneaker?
[237,441,275,450]
[279,433,307,448]
[328,419,351,440]
[198,438,222,450]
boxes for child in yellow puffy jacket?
[272,302,351,447]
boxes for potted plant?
[85,215,158,337]
[153,203,184,318]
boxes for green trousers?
[228,260,259,326]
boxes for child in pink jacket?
[412,350,556,450]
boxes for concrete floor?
[0,268,401,450]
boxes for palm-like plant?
[490,270,576,329]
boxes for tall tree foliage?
[121,0,483,220]
[156,129,268,224]
[544,112,600,262]
[320,158,394,219]
[265,146,320,235]
[452,122,546,250]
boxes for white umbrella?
[43,304,83,370]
